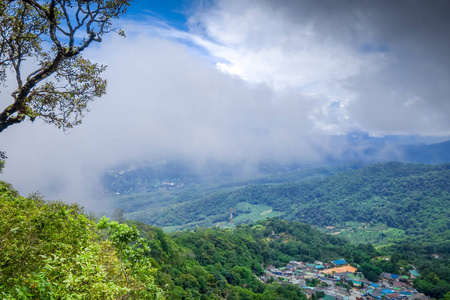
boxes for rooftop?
[332,259,347,265]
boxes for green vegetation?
[326,222,406,245]
[0,0,131,133]
[104,162,362,219]
[104,161,450,299]
[155,202,282,233]
[162,218,449,299]
[233,202,281,224]
[121,162,449,247]
[0,151,5,173]
[0,181,163,299]
[133,218,363,299]
[1,180,450,299]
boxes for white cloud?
[2,0,450,208]
[187,0,370,94]
[0,32,332,207]
[185,0,450,136]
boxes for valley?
[2,0,450,298]
[1,160,450,299]
[106,162,450,247]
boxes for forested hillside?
[104,161,363,215]
[123,162,450,245]
[0,182,164,299]
[1,181,449,299]
[127,218,450,299]
[127,218,354,299]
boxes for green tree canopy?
[0,181,164,299]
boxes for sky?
[1,0,450,209]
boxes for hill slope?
[125,162,450,244]
[2,180,449,299]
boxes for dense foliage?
[0,181,163,299]
[105,162,450,299]
[129,162,449,245]
[2,170,449,299]
[127,219,312,299]
[127,218,370,299]
[386,242,450,299]
[134,218,450,299]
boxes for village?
[261,259,426,300]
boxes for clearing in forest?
[321,266,357,274]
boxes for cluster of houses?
[262,259,427,300]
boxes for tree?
[0,0,131,133]
[0,150,5,172]
[316,291,325,299]
[96,216,165,299]
[112,207,126,223]
[0,182,164,299]
[444,291,450,300]
[360,263,382,282]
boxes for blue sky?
[125,0,190,29]
[1,0,450,206]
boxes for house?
[385,293,406,300]
[332,259,347,266]
[393,281,408,288]
[409,270,420,278]
[268,266,282,275]
[348,274,365,282]
[322,279,335,286]
[290,261,303,267]
[303,289,316,298]
[407,294,427,300]
[370,290,384,298]
[286,264,296,271]
[292,279,305,286]
[380,273,393,281]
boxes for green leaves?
[0,0,131,133]
[98,216,140,251]
[97,216,165,299]
[0,182,164,299]
[28,55,107,130]
[0,151,6,173]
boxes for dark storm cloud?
[269,0,450,134]
[191,0,450,134]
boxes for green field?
[159,202,282,232]
[233,202,282,223]
[323,222,406,245]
